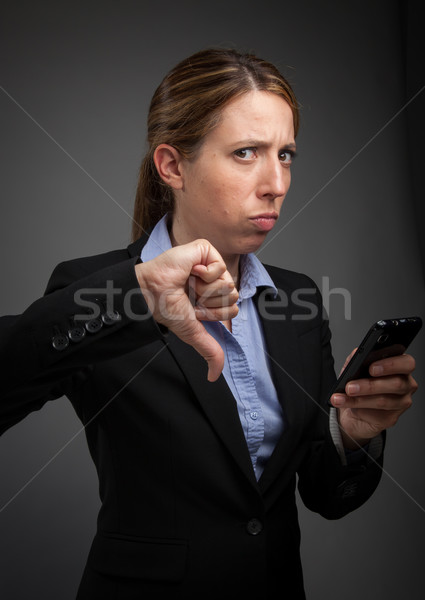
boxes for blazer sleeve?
[296,295,385,519]
[0,254,166,435]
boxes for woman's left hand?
[330,353,418,450]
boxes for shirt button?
[250,411,258,420]
[246,518,263,536]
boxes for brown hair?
[132,48,299,241]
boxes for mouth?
[249,212,278,232]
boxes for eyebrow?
[232,139,297,150]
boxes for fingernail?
[347,383,360,395]
[371,365,384,376]
[332,394,346,406]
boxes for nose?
[257,157,290,200]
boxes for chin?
[235,238,267,256]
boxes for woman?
[0,48,417,599]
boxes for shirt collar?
[238,253,277,301]
[141,214,277,301]
[141,214,172,262]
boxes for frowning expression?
[171,90,296,263]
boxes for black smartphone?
[329,316,422,398]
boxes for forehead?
[211,90,295,143]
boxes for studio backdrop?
[1,1,424,599]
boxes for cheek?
[207,182,235,214]
[194,168,250,218]
[219,181,251,214]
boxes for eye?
[279,149,296,165]
[233,147,257,160]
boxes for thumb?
[179,319,224,382]
[339,347,358,376]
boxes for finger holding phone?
[329,318,421,450]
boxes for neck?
[221,253,240,289]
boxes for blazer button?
[246,518,263,536]
[68,326,86,343]
[85,318,103,333]
[52,334,69,351]
[339,480,359,499]
[101,310,122,326]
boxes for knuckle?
[403,396,413,410]
[406,354,416,371]
[365,378,375,395]
[388,413,400,428]
[410,376,419,394]
[393,376,406,393]
[194,238,209,249]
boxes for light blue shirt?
[141,215,284,479]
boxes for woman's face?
[172,90,296,263]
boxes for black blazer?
[0,234,384,599]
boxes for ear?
[153,144,184,190]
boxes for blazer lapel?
[127,235,308,492]
[254,290,307,493]
[164,290,309,495]
[165,333,259,489]
[127,236,259,490]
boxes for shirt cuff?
[329,407,384,466]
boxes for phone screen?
[330,317,422,396]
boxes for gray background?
[1,1,424,598]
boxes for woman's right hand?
[134,239,238,382]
